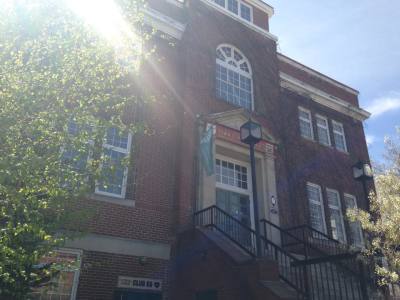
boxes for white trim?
[216,44,254,111]
[54,248,82,300]
[343,193,365,248]
[298,106,314,141]
[315,114,331,146]
[249,0,274,17]
[280,72,370,121]
[326,188,347,244]
[201,0,278,42]
[142,7,186,40]
[239,2,253,22]
[306,182,327,234]
[278,54,359,95]
[65,234,171,260]
[166,0,185,8]
[332,120,348,153]
[215,154,255,229]
[215,154,252,195]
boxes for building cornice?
[143,7,186,40]
[200,0,278,42]
[278,54,359,96]
[280,72,370,121]
[246,0,274,17]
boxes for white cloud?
[366,135,376,146]
[366,93,400,118]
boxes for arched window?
[215,45,253,110]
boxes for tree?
[348,128,400,287]
[0,0,151,298]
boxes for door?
[214,156,255,252]
[114,291,162,300]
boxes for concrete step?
[260,280,299,300]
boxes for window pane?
[344,195,363,247]
[98,148,126,196]
[216,63,252,110]
[240,3,251,21]
[334,132,346,151]
[309,202,325,233]
[106,127,129,149]
[214,0,225,7]
[227,0,238,14]
[317,126,330,145]
[307,184,325,233]
[215,158,248,190]
[327,190,339,207]
[330,208,346,243]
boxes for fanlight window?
[216,45,253,110]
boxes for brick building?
[39,0,376,299]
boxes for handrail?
[194,206,308,299]
[260,219,339,257]
[195,207,374,300]
[284,224,339,243]
[194,205,258,257]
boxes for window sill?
[301,137,350,155]
[90,193,135,207]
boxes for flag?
[200,126,214,176]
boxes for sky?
[266,0,400,163]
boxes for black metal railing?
[284,224,350,257]
[194,206,308,299]
[194,207,381,300]
[261,236,308,299]
[194,205,258,257]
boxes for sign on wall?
[117,276,162,291]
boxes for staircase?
[192,205,382,300]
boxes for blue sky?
[267,0,400,162]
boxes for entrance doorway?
[114,291,162,300]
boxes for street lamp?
[240,119,262,257]
[352,161,373,211]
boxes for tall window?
[306,183,326,234]
[326,189,346,243]
[63,122,132,199]
[30,250,81,300]
[216,45,253,110]
[96,128,132,198]
[332,120,347,152]
[212,0,253,22]
[316,115,331,146]
[344,194,364,247]
[298,107,314,140]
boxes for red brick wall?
[279,58,359,107]
[77,251,170,300]
[173,0,280,231]
[243,0,270,31]
[277,88,372,232]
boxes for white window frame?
[332,120,348,152]
[216,44,254,111]
[215,154,252,196]
[31,248,82,300]
[326,188,347,243]
[95,131,132,199]
[212,0,253,23]
[315,114,331,146]
[299,107,314,140]
[306,182,327,234]
[239,2,253,22]
[344,193,364,248]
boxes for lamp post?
[240,119,262,257]
[352,160,373,300]
[352,160,374,212]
